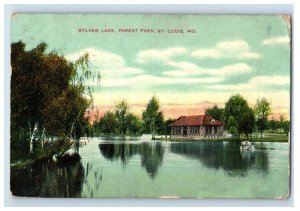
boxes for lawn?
[156,135,289,142]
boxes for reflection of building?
[168,115,224,138]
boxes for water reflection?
[10,139,276,198]
[101,135,142,142]
[99,142,164,178]
[11,152,84,197]
[170,141,269,177]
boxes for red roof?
[168,115,223,126]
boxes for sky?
[11,14,291,120]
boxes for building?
[168,115,224,138]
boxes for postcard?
[10,14,291,198]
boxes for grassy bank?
[156,135,289,143]
[11,140,74,171]
[99,133,142,137]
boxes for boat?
[240,141,255,151]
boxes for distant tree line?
[93,96,175,139]
[92,94,289,140]
[205,94,290,138]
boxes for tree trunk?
[68,109,83,140]
[41,127,46,149]
[29,122,38,154]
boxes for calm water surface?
[11,135,289,198]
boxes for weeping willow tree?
[11,41,100,156]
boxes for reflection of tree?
[99,143,139,164]
[170,141,224,169]
[140,142,164,178]
[222,142,254,177]
[253,150,269,176]
[99,142,164,178]
[170,141,269,177]
[11,153,84,197]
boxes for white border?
[1,1,299,209]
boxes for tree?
[205,105,224,121]
[254,98,271,138]
[155,111,165,136]
[256,117,268,138]
[239,107,256,138]
[227,116,238,137]
[114,100,129,134]
[266,115,290,135]
[223,94,255,137]
[142,96,164,139]
[11,42,58,153]
[42,87,89,139]
[97,111,118,134]
[279,114,285,133]
[11,41,98,155]
[165,118,176,138]
[282,120,290,135]
[125,113,142,135]
[267,118,279,131]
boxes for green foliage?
[142,96,164,139]
[282,120,290,135]
[267,119,279,130]
[114,100,129,134]
[165,119,176,136]
[239,107,256,137]
[155,112,165,135]
[256,117,268,138]
[11,41,61,132]
[227,116,238,136]
[267,118,290,135]
[254,98,271,138]
[94,108,143,135]
[254,98,271,119]
[11,41,96,159]
[205,105,224,121]
[125,113,143,135]
[96,111,118,134]
[224,94,255,137]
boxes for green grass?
[11,139,74,171]
[100,133,142,137]
[156,135,289,142]
[249,135,289,142]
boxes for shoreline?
[11,141,74,171]
[155,136,289,143]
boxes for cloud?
[136,47,188,63]
[192,40,261,59]
[101,74,224,88]
[249,75,289,85]
[65,48,143,77]
[219,63,252,75]
[136,46,254,78]
[163,62,252,77]
[209,75,290,91]
[101,67,143,77]
[262,36,290,46]
[65,48,125,69]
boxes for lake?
[10,135,290,198]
